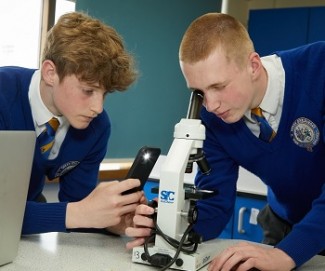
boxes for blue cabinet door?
[144,180,159,201]
[308,7,325,42]
[248,7,309,56]
[219,216,234,239]
[248,7,325,57]
[232,195,266,242]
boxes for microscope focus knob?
[176,258,184,267]
[188,204,198,224]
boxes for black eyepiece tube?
[186,90,204,119]
[196,155,211,175]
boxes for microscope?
[132,90,218,270]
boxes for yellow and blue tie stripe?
[251,107,276,142]
[38,117,60,158]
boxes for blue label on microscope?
[160,190,175,203]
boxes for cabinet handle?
[238,207,247,234]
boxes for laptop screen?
[0,131,35,266]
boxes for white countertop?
[237,167,267,196]
[2,232,324,271]
[149,155,267,196]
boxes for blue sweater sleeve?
[193,115,238,240]
[276,184,325,267]
[22,202,68,234]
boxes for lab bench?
[2,232,324,271]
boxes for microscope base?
[132,240,220,271]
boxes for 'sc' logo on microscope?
[160,190,175,203]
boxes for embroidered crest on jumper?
[290,117,319,152]
[55,161,80,177]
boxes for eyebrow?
[207,81,228,90]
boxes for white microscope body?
[132,91,218,270]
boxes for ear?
[41,60,56,86]
[248,52,262,80]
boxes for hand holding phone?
[122,146,161,195]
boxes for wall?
[76,0,220,158]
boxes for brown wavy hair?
[42,12,137,92]
[179,13,254,69]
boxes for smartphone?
[122,146,161,195]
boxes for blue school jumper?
[194,42,325,267]
[0,66,110,234]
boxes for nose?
[204,92,220,113]
[90,93,104,115]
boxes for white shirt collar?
[245,54,285,121]
[259,54,284,115]
[28,70,67,134]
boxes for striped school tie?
[38,117,60,157]
[251,107,276,142]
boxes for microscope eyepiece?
[186,90,204,119]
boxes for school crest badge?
[290,117,319,152]
[55,161,80,177]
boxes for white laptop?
[0,131,35,266]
